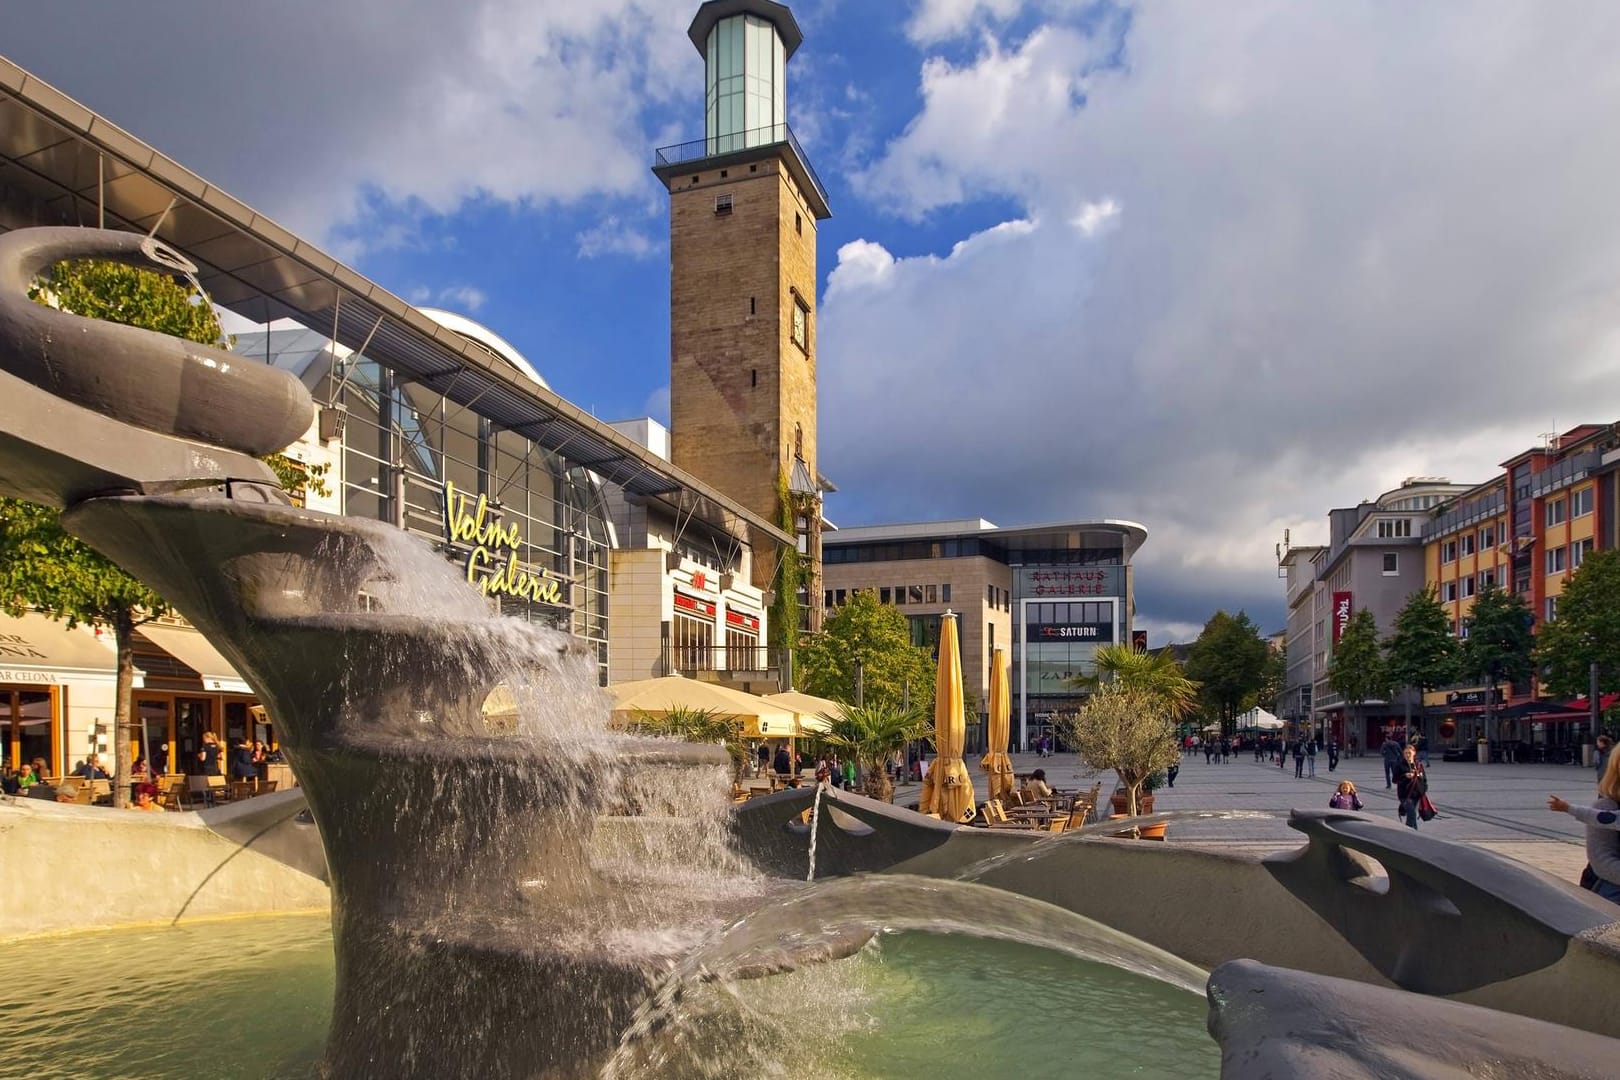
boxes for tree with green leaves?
[1329,608,1389,740]
[796,589,935,715]
[818,701,932,803]
[1184,610,1270,734]
[1462,583,1535,745]
[1055,684,1180,818]
[1384,586,1458,732]
[1535,549,1620,699]
[1256,642,1287,713]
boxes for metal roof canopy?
[0,56,791,552]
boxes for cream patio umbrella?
[980,646,1015,804]
[761,690,846,737]
[608,675,799,740]
[920,611,975,823]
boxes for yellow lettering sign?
[444,481,566,605]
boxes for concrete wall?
[0,791,328,940]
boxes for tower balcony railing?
[654,123,828,210]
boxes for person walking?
[1393,744,1428,830]
[1327,739,1340,772]
[1293,739,1306,778]
[1204,739,1214,765]
[1305,738,1317,779]
[1381,735,1403,789]
[1595,734,1613,777]
[1548,749,1620,904]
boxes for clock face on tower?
[791,299,807,350]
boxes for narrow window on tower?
[749,297,756,316]
[795,212,802,235]
[791,296,809,352]
[750,368,757,387]
[715,192,733,215]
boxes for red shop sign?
[675,592,715,618]
[726,609,759,632]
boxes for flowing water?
[806,780,826,882]
[0,911,1217,1079]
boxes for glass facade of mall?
[239,326,614,679]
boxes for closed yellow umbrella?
[981,646,1014,804]
[921,611,975,823]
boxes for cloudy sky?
[9,0,1620,644]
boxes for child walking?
[1328,780,1364,811]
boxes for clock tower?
[654,0,831,631]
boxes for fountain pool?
[0,914,1216,1079]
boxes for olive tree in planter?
[1057,685,1181,819]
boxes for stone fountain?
[5,224,1620,1079]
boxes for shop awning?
[135,624,252,694]
[0,611,118,683]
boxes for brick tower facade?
[655,1,831,627]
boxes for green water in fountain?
[0,915,1216,1078]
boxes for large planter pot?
[1107,813,1167,840]
[1476,742,1489,765]
[1109,790,1154,816]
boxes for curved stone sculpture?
[0,228,312,457]
[1208,959,1620,1079]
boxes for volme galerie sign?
[1331,591,1353,644]
[443,481,566,605]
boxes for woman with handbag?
[1547,749,1620,904]
[1393,744,1427,830]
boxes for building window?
[1462,576,1476,598]
[1382,552,1399,575]
[714,192,733,215]
[1573,537,1595,568]
[791,296,809,352]
[1461,534,1475,557]
[795,211,802,235]
[823,590,833,609]
[1547,546,1567,575]
[909,585,924,604]
[1480,567,1497,589]
[1546,595,1559,621]
[895,585,907,605]
[1480,525,1496,549]
[1573,487,1594,517]
[926,584,938,604]
[880,587,892,604]
[988,584,995,607]
[1377,518,1412,538]
[1458,621,1470,639]
[673,611,715,672]
[1441,581,1458,603]
[1546,499,1567,527]
[941,583,952,603]
[835,589,847,606]
[1440,540,1457,563]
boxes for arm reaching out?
[1550,795,1620,829]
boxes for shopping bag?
[1417,794,1437,821]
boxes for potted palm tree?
[819,701,932,803]
[624,706,749,783]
